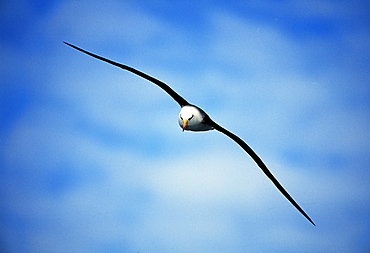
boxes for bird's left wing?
[64,42,190,107]
[205,119,315,226]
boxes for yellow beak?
[182,118,188,131]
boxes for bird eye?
[189,115,194,120]
[180,116,183,120]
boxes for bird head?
[178,109,194,131]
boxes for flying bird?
[64,41,315,226]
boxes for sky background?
[1,0,370,252]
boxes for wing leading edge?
[63,42,189,107]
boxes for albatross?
[64,42,315,226]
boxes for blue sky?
[1,0,369,252]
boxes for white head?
[178,105,213,131]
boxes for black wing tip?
[301,211,315,226]
[63,41,79,50]
[307,217,316,226]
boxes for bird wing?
[64,42,190,107]
[206,119,315,226]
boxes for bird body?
[64,41,315,226]
[179,105,214,131]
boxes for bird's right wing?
[64,42,190,107]
[207,119,315,226]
